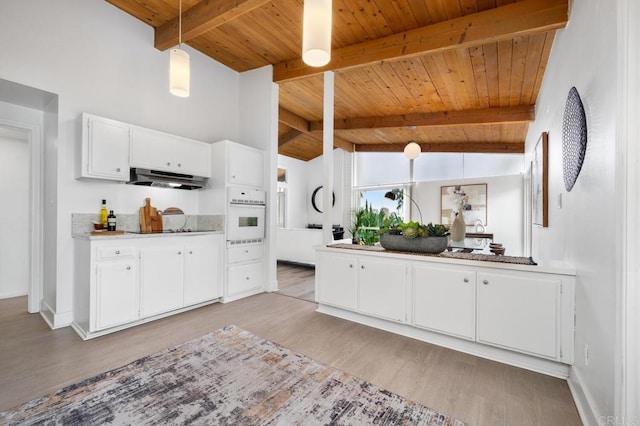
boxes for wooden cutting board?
[139,198,162,233]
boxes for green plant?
[349,200,387,245]
[379,220,449,239]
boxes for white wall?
[0,0,241,324]
[307,149,350,226]
[414,175,524,256]
[524,0,618,421]
[0,128,30,298]
[277,155,310,229]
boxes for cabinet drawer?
[96,247,136,261]
[227,262,263,297]
[227,244,264,264]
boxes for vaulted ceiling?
[107,0,568,161]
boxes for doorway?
[0,127,30,299]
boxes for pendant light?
[170,0,190,97]
[404,126,421,160]
[302,0,332,67]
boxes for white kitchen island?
[315,243,576,378]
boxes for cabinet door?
[85,116,130,181]
[130,128,174,171]
[227,261,264,298]
[227,143,264,187]
[174,137,211,177]
[358,258,406,322]
[184,236,222,305]
[140,247,184,317]
[316,252,358,310]
[95,261,139,330]
[413,265,476,340]
[476,271,560,358]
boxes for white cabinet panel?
[95,261,139,330]
[227,143,264,187]
[316,252,358,310]
[81,114,130,181]
[228,261,264,297]
[413,265,476,340]
[130,128,174,171]
[140,246,184,317]
[184,236,223,306]
[130,128,211,177]
[358,258,406,323]
[476,271,559,358]
[227,243,264,264]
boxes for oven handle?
[229,202,266,207]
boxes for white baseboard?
[0,290,28,299]
[568,367,599,426]
[39,300,73,329]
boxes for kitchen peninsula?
[315,244,576,379]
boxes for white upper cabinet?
[130,128,211,177]
[211,140,265,188]
[80,113,130,181]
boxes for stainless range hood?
[127,168,206,190]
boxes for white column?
[322,71,334,244]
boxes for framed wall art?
[532,132,549,227]
[440,184,487,226]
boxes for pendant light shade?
[170,0,190,97]
[170,48,190,97]
[302,0,332,67]
[404,142,421,160]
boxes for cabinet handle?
[464,277,469,283]
[361,265,365,269]
[349,264,353,268]
[483,279,489,285]
[116,167,121,172]
[126,266,131,270]
[189,251,193,254]
[166,162,171,166]
[246,277,250,280]
[178,251,182,255]
[115,250,120,255]
[177,163,182,167]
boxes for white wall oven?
[227,188,266,242]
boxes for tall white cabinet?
[209,140,267,302]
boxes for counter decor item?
[450,211,466,241]
[379,221,449,253]
[139,198,162,233]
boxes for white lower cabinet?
[140,246,185,317]
[73,234,223,339]
[316,253,358,310]
[413,264,476,340]
[315,247,575,376]
[95,261,139,330]
[358,258,406,322]
[316,252,406,322]
[476,271,560,358]
[227,262,264,298]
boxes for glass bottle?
[100,199,108,229]
[107,210,116,231]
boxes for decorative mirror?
[311,186,335,213]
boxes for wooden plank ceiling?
[107,0,568,161]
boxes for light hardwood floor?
[276,261,316,302]
[0,289,581,425]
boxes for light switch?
[557,193,563,209]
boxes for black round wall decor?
[562,86,588,192]
[311,186,335,213]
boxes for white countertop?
[73,230,224,240]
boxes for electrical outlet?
[584,344,589,366]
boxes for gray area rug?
[1,325,465,425]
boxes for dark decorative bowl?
[379,234,448,253]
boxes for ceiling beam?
[278,107,354,153]
[355,142,524,154]
[308,106,535,132]
[278,129,304,147]
[273,0,568,82]
[155,0,271,51]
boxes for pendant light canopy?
[302,0,332,67]
[170,0,190,97]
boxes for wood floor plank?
[0,279,581,425]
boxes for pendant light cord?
[178,0,182,48]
